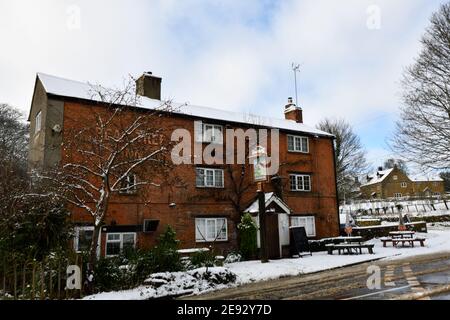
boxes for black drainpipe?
[331,136,341,236]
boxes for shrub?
[190,249,215,268]
[237,213,258,260]
[92,256,127,292]
[149,225,183,273]
[91,225,184,293]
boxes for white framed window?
[393,175,398,181]
[119,174,137,195]
[400,182,407,188]
[105,232,136,256]
[35,111,42,134]
[287,135,309,153]
[74,226,94,253]
[291,216,316,237]
[289,174,311,191]
[196,168,224,188]
[195,218,228,242]
[198,123,223,144]
[394,193,402,199]
[433,192,441,196]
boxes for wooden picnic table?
[389,231,415,239]
[325,236,373,255]
[326,236,363,244]
[327,243,374,255]
[382,231,425,248]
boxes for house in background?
[27,72,340,259]
[360,165,445,200]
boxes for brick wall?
[63,100,339,255]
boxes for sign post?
[250,146,269,263]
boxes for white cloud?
[0,0,446,165]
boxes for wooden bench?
[327,243,375,255]
[381,237,425,248]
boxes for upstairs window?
[195,122,223,144]
[290,174,311,192]
[287,135,309,153]
[393,175,398,181]
[196,168,224,188]
[35,111,42,134]
[119,174,137,195]
[401,182,407,188]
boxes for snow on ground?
[83,267,235,300]
[228,226,450,284]
[84,227,450,300]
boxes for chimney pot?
[136,72,161,100]
[284,97,303,123]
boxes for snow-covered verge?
[84,226,450,300]
[83,267,237,300]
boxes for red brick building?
[28,72,339,259]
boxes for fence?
[1,253,85,300]
[340,199,450,216]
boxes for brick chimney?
[136,72,161,100]
[284,97,303,123]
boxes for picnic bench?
[381,230,426,247]
[381,237,426,247]
[389,231,416,239]
[327,243,375,255]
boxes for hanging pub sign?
[250,146,268,182]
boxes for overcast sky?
[0,0,447,170]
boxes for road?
[188,252,450,300]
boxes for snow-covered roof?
[410,174,444,182]
[244,192,291,214]
[36,73,334,137]
[361,168,394,187]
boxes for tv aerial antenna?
[291,62,301,107]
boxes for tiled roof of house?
[35,72,334,138]
[360,167,443,187]
[361,168,394,187]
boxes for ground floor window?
[195,218,228,242]
[394,193,402,199]
[291,216,316,237]
[105,232,136,256]
[289,174,311,191]
[74,226,94,253]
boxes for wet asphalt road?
[187,252,450,300]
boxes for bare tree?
[317,118,369,202]
[391,3,450,170]
[0,103,29,215]
[383,158,408,173]
[38,78,176,266]
[439,171,450,192]
[226,164,253,215]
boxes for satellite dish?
[52,124,62,133]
